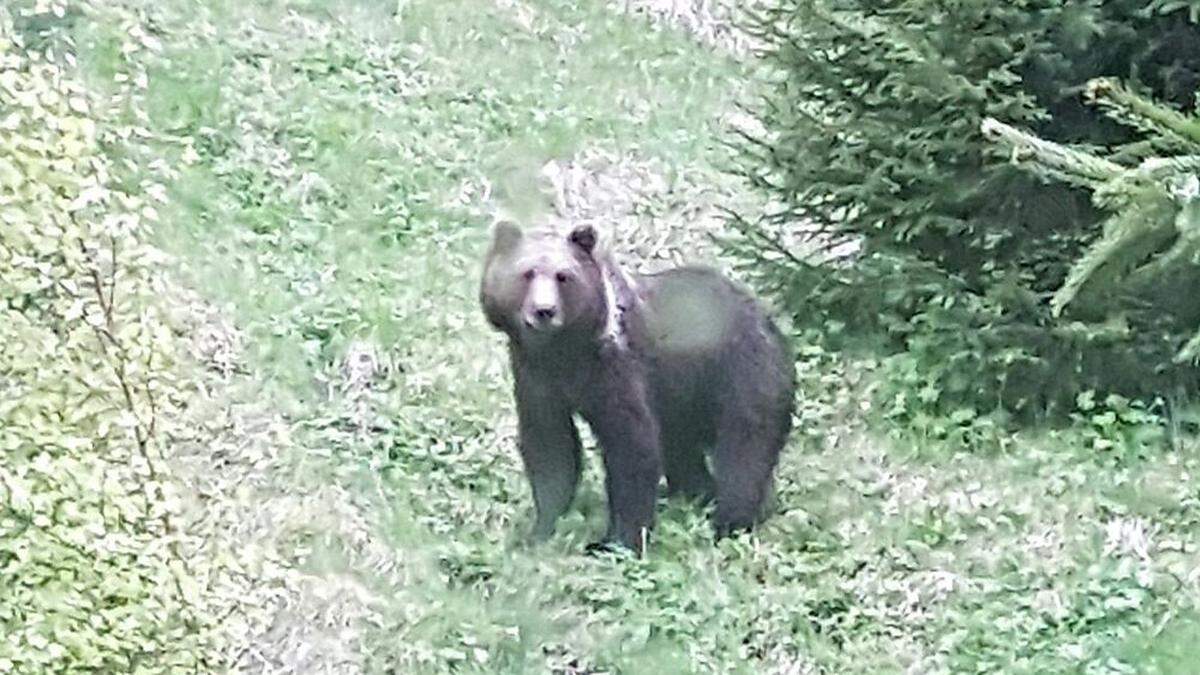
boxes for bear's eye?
[555,271,572,284]
[522,269,535,281]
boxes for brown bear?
[480,220,795,554]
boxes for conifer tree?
[983,78,1200,365]
[729,0,1200,413]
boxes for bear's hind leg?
[662,431,716,505]
[711,401,789,538]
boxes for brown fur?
[480,221,795,554]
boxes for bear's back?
[636,266,759,357]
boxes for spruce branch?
[980,117,1125,188]
[1135,155,1200,180]
[1177,329,1200,363]
[1051,198,1176,317]
[1087,78,1200,148]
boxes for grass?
[54,0,1200,671]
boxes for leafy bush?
[727,0,1200,420]
[0,8,222,670]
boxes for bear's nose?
[534,306,557,322]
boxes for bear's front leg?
[514,368,582,542]
[583,369,663,555]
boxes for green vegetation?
[3,0,1199,672]
[727,0,1200,421]
[0,14,225,669]
[983,79,1200,365]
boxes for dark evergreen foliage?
[729,0,1200,418]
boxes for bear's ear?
[568,224,597,255]
[489,219,523,257]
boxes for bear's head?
[480,220,607,346]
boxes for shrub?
[0,7,221,670]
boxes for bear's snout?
[524,303,562,331]
[523,275,565,331]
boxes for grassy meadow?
[18,0,1200,671]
